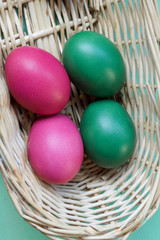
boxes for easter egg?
[80,100,136,168]
[62,31,126,97]
[28,114,84,185]
[5,46,71,115]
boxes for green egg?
[80,100,136,168]
[62,31,126,97]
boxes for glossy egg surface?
[80,100,136,168]
[28,114,84,185]
[62,31,126,97]
[5,46,71,115]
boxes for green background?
[1,1,160,239]
[0,171,159,240]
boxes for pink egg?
[5,46,71,115]
[27,114,84,185]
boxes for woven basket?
[0,0,160,239]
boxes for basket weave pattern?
[0,0,160,239]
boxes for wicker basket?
[0,0,160,239]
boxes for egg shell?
[62,31,126,97]
[28,114,84,185]
[80,100,136,168]
[5,46,71,115]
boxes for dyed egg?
[5,46,71,115]
[80,100,136,168]
[62,31,126,97]
[28,114,84,185]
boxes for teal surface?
[0,172,159,240]
[1,1,160,240]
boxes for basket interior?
[0,0,160,239]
